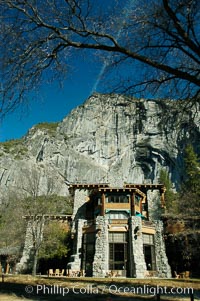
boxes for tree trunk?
[32,249,38,276]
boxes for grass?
[0,139,28,157]
[0,275,199,301]
[33,122,58,136]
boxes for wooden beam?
[101,193,105,216]
[131,192,135,216]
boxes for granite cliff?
[0,93,200,201]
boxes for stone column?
[71,189,88,241]
[147,190,162,220]
[72,189,88,220]
[93,216,109,277]
[16,221,34,273]
[16,219,44,273]
[67,218,86,271]
[154,220,171,278]
[128,216,147,278]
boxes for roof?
[69,183,165,193]
[69,183,109,189]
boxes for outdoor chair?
[55,269,61,276]
[68,270,79,277]
[184,271,190,279]
[48,269,54,276]
[174,271,180,279]
[144,270,150,277]
[59,269,65,276]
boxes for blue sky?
[0,0,136,142]
[0,53,102,142]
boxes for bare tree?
[18,167,69,275]
[22,194,68,276]
[0,192,26,250]
[0,167,71,275]
[0,0,200,116]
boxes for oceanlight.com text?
[108,284,193,296]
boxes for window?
[106,210,130,220]
[135,195,141,205]
[143,234,154,245]
[106,194,130,203]
[109,243,127,270]
[109,232,128,272]
[143,234,156,270]
[82,233,96,276]
[109,232,127,243]
[142,203,147,211]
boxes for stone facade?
[16,219,45,273]
[147,190,163,220]
[154,221,172,278]
[72,189,88,220]
[16,221,34,273]
[67,218,86,271]
[68,184,172,278]
[129,217,147,278]
[93,216,109,277]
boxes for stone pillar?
[16,221,34,273]
[154,220,171,278]
[128,216,147,278]
[93,216,109,277]
[147,190,162,220]
[16,219,44,273]
[71,189,88,241]
[72,189,88,220]
[67,218,86,271]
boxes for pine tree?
[184,144,200,194]
[159,169,177,213]
[179,144,200,215]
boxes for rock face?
[0,93,200,201]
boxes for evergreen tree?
[159,169,177,213]
[162,146,200,277]
[184,144,200,194]
[179,144,200,215]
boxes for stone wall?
[93,216,109,277]
[72,189,88,220]
[147,190,162,220]
[67,188,89,271]
[154,221,172,278]
[129,216,147,278]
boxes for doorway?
[143,235,156,270]
[81,232,95,276]
[109,232,128,276]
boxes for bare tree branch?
[0,0,200,116]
